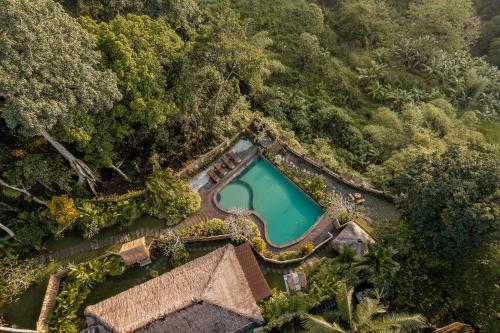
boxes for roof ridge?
[201,244,234,295]
[201,299,264,324]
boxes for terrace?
[176,135,399,253]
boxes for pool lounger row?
[208,151,242,183]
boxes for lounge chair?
[215,162,227,176]
[223,155,235,169]
[208,169,221,183]
[228,151,242,164]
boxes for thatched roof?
[434,322,475,333]
[118,237,150,266]
[331,221,376,256]
[84,243,269,333]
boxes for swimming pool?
[216,157,324,246]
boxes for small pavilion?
[331,221,376,256]
[118,237,151,266]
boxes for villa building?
[84,243,271,333]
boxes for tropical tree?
[332,0,396,49]
[80,14,183,167]
[175,1,282,145]
[0,0,121,194]
[144,166,200,223]
[354,244,400,288]
[303,282,426,333]
[406,0,480,52]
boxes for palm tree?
[354,244,400,284]
[302,282,426,333]
[335,244,359,266]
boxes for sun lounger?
[228,151,242,164]
[223,155,235,169]
[208,169,221,182]
[215,162,227,176]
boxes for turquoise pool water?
[217,158,324,245]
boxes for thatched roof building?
[118,237,151,266]
[331,221,376,256]
[84,243,271,333]
[434,322,475,333]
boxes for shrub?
[144,168,201,223]
[154,230,189,267]
[338,211,352,225]
[0,256,41,306]
[299,242,315,256]
[77,196,144,239]
[47,195,78,225]
[251,236,267,253]
[274,251,301,261]
[179,218,228,238]
[48,256,125,333]
[227,216,260,243]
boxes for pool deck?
[175,135,401,253]
[175,145,336,253]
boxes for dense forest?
[0,0,498,332]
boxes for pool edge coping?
[212,153,327,249]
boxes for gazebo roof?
[85,243,271,333]
[118,237,150,266]
[331,221,376,255]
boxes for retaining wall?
[277,140,397,201]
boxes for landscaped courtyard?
[1,134,400,331]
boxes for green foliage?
[354,244,400,289]
[3,154,74,194]
[77,192,144,238]
[48,255,125,333]
[154,230,189,267]
[303,281,426,333]
[406,0,480,52]
[0,256,41,306]
[274,158,333,205]
[449,244,500,332]
[0,0,121,137]
[331,0,396,49]
[178,218,228,238]
[144,167,200,223]
[0,235,21,258]
[8,210,50,251]
[175,1,281,145]
[299,242,315,256]
[79,14,183,166]
[260,289,318,332]
[399,146,499,261]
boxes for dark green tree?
[0,0,121,193]
[80,14,183,167]
[398,146,499,260]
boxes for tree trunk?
[110,163,130,181]
[0,178,47,205]
[40,130,98,195]
[213,68,235,115]
[0,222,15,238]
[0,327,37,333]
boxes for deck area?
[175,144,336,253]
